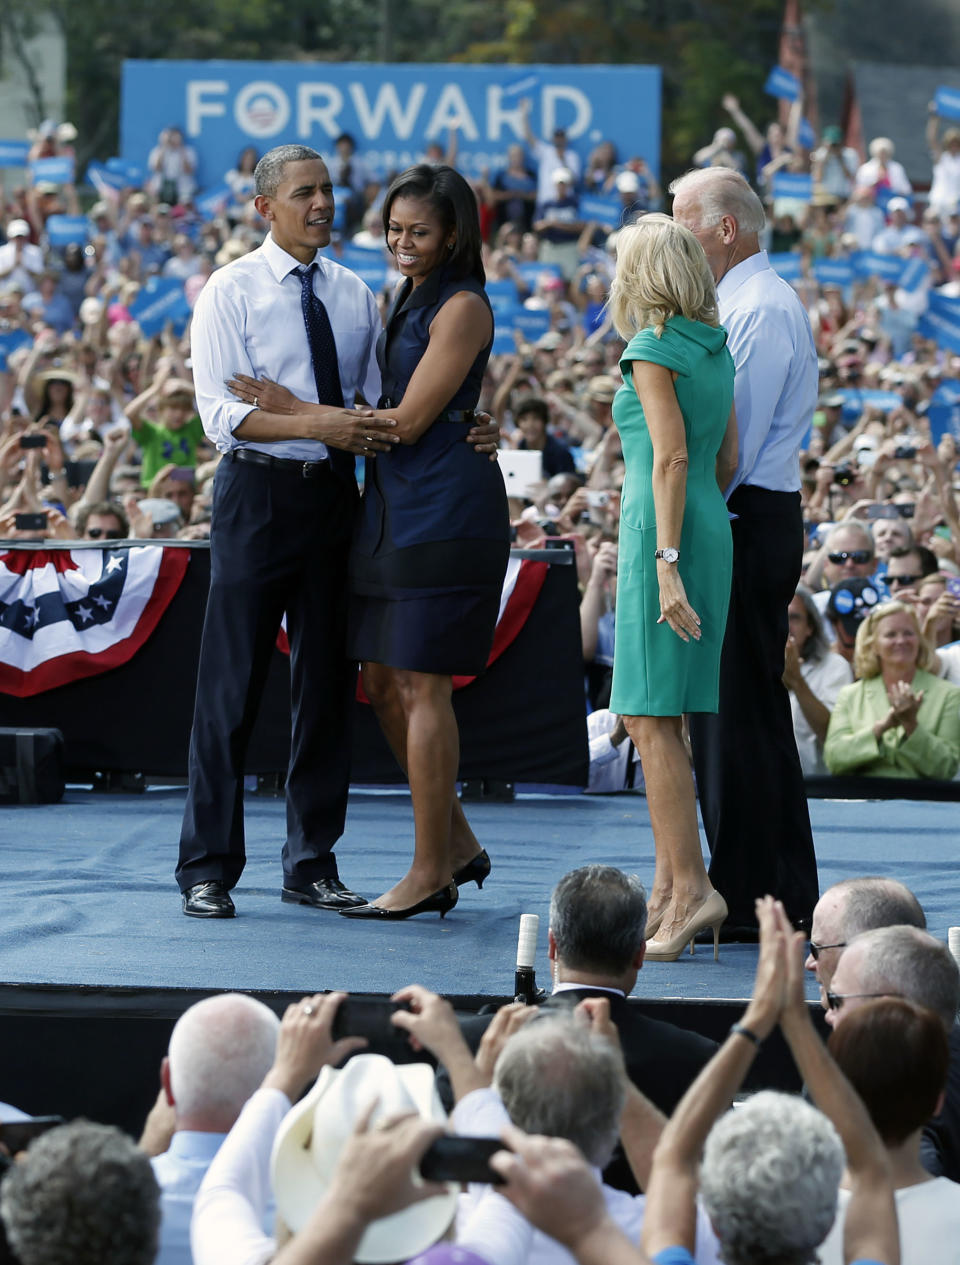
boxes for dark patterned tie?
[295,263,344,408]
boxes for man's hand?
[466,410,501,461]
[138,1085,177,1157]
[390,984,465,1063]
[262,992,367,1102]
[740,896,788,1041]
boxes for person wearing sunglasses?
[884,545,939,596]
[824,599,960,780]
[76,500,128,542]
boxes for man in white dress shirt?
[671,167,820,939]
[176,144,400,918]
[148,994,279,1265]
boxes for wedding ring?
[303,1004,315,1016]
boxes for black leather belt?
[440,409,476,423]
[228,448,333,479]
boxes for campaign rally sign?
[485,279,523,315]
[579,194,623,229]
[0,327,33,373]
[764,66,801,102]
[129,277,192,338]
[120,61,661,186]
[935,87,960,123]
[0,140,31,167]
[29,155,75,186]
[874,187,914,215]
[928,290,960,320]
[0,546,189,697]
[851,251,907,284]
[105,157,144,187]
[516,261,563,290]
[333,244,388,292]
[813,259,855,287]
[834,389,902,423]
[768,252,804,281]
[45,215,90,248]
[918,306,960,356]
[85,161,129,195]
[797,118,816,151]
[927,379,960,445]
[771,172,813,202]
[194,182,232,220]
[513,308,552,343]
[898,256,930,294]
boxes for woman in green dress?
[608,214,738,961]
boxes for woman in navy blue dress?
[341,165,510,920]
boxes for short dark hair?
[514,396,549,427]
[549,865,647,973]
[888,544,939,579]
[255,145,323,198]
[828,997,948,1143]
[75,500,129,538]
[382,164,485,284]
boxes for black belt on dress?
[227,447,334,479]
[379,400,475,424]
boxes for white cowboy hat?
[271,1053,456,1264]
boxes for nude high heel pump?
[643,890,728,962]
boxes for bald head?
[166,993,280,1131]
[827,925,959,1032]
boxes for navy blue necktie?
[295,263,344,408]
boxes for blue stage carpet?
[0,789,955,1002]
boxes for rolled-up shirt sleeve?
[190,278,258,452]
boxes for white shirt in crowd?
[531,139,583,206]
[189,232,381,463]
[790,651,853,776]
[0,238,44,291]
[717,251,818,496]
[929,152,960,216]
[816,1177,960,1265]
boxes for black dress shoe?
[452,849,491,889]
[281,877,366,910]
[182,880,235,919]
[339,881,459,921]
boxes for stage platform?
[0,787,955,1132]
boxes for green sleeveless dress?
[609,314,735,716]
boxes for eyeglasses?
[828,550,872,565]
[808,939,846,961]
[826,990,902,1012]
[887,573,920,588]
[86,528,125,540]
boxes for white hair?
[669,167,766,234]
[869,137,895,159]
[168,993,279,1121]
[700,1091,843,1265]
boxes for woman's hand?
[227,372,300,415]
[887,679,923,736]
[466,411,501,460]
[782,634,803,691]
[657,566,701,642]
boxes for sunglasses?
[826,990,902,1011]
[887,573,920,587]
[828,550,872,565]
[808,939,846,961]
[86,527,125,540]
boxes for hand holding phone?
[419,1135,508,1185]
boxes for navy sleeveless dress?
[348,266,510,674]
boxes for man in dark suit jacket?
[446,865,717,1190]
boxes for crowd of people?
[2,864,958,1265]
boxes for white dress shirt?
[717,251,818,496]
[190,233,382,462]
[151,1130,227,1265]
[790,651,854,776]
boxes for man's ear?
[160,1056,175,1107]
[254,194,272,223]
[720,213,738,244]
[547,928,557,961]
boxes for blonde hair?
[853,599,934,680]
[607,213,719,340]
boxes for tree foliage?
[32,0,785,181]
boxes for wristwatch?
[655,548,680,564]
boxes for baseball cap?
[6,219,30,239]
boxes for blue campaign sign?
[928,379,960,444]
[834,389,901,422]
[514,308,552,342]
[898,256,930,294]
[120,62,661,187]
[45,215,89,247]
[929,290,960,320]
[0,140,31,167]
[105,156,144,187]
[579,194,623,229]
[516,261,563,290]
[491,322,519,357]
[85,161,128,193]
[874,186,913,215]
[851,251,905,283]
[797,117,816,150]
[813,259,855,287]
[935,87,960,122]
[764,66,801,102]
[129,277,192,338]
[918,307,960,356]
[768,251,803,281]
[30,155,75,186]
[771,172,813,202]
[335,247,388,292]
[486,279,523,314]
[0,327,33,358]
[195,182,232,221]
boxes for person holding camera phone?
[606,213,738,961]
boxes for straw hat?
[271,1053,456,1264]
